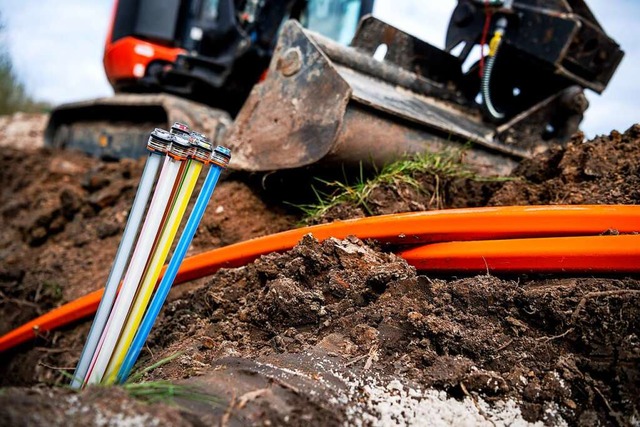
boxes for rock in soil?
[0,113,47,151]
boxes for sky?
[0,0,637,137]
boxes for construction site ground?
[0,113,639,426]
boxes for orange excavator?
[45,0,623,175]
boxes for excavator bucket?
[227,15,620,176]
[227,19,517,175]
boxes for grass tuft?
[125,351,182,384]
[123,352,218,405]
[293,149,480,222]
[121,380,219,406]
[55,351,218,406]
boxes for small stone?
[82,172,110,192]
[408,311,424,322]
[48,215,67,233]
[60,188,82,219]
[351,324,379,346]
[317,333,357,355]
[564,399,577,410]
[237,310,249,322]
[96,220,121,239]
[28,226,48,246]
[200,336,215,349]
[89,183,129,209]
[465,369,509,395]
[49,158,85,175]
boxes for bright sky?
[0,0,637,137]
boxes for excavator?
[45,0,623,175]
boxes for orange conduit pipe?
[0,289,104,352]
[400,234,640,273]
[170,205,640,283]
[1,205,638,352]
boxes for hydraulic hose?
[84,149,185,386]
[116,146,230,384]
[400,234,640,273]
[1,205,638,353]
[69,145,164,390]
[103,158,203,384]
[482,16,507,121]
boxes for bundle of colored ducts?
[69,123,230,388]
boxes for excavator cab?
[104,0,374,113]
[47,0,374,160]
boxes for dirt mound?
[5,236,637,424]
[491,125,640,205]
[1,124,639,426]
[132,236,640,425]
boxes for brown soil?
[490,127,640,206]
[0,148,296,337]
[116,236,640,425]
[1,124,639,426]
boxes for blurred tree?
[0,13,50,115]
